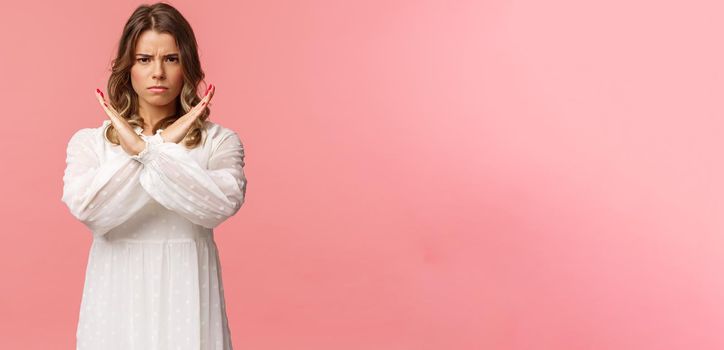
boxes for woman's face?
[130,30,184,110]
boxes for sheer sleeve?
[61,128,153,236]
[136,129,247,229]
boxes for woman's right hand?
[95,88,146,156]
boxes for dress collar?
[103,119,165,138]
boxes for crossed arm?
[61,128,247,236]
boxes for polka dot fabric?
[62,119,246,349]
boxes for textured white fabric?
[62,119,247,350]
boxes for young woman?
[61,3,247,349]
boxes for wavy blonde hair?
[104,2,208,149]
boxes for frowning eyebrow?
[135,53,179,57]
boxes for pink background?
[1,0,724,349]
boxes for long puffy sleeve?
[135,129,247,229]
[61,128,153,236]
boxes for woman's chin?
[142,97,176,107]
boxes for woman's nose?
[152,63,165,79]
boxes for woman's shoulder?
[203,119,242,142]
[66,120,110,148]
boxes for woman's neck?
[137,103,177,130]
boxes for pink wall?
[2,0,724,349]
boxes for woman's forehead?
[135,31,178,52]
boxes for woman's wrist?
[131,138,147,156]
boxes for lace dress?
[62,119,247,350]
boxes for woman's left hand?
[160,83,215,144]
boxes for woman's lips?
[148,87,168,93]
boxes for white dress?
[61,119,247,350]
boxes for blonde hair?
[104,2,208,149]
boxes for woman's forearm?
[159,114,195,144]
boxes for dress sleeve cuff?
[130,129,165,164]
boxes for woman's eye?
[136,57,178,63]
